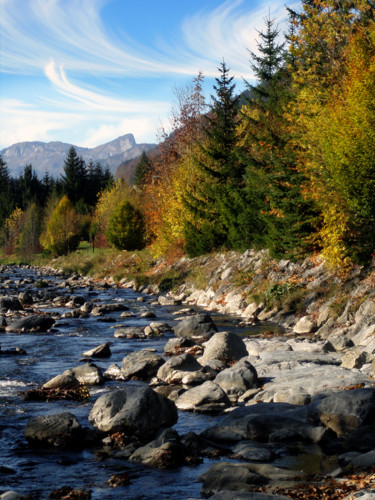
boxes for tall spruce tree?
[61,146,87,209]
[239,16,317,259]
[0,155,13,227]
[184,61,241,256]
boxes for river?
[0,265,268,499]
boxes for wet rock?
[202,402,325,445]
[164,337,195,355]
[175,381,231,413]
[114,326,145,338]
[231,441,275,462]
[18,291,33,306]
[121,350,165,380]
[0,492,27,500]
[63,362,104,386]
[311,388,375,442]
[129,428,187,468]
[89,386,178,440]
[0,295,23,312]
[341,346,372,369]
[205,493,291,500]
[24,412,84,448]
[104,363,124,380]
[156,353,203,384]
[199,462,295,497]
[174,313,218,340]
[43,373,79,389]
[81,342,111,358]
[214,359,258,399]
[91,303,129,316]
[5,315,55,332]
[293,316,317,334]
[199,331,248,366]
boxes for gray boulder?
[214,359,258,399]
[174,313,217,339]
[5,315,55,332]
[114,326,145,338]
[199,331,248,366]
[175,381,231,413]
[24,412,83,447]
[89,386,177,440]
[202,402,325,444]
[121,350,165,380]
[157,353,203,384]
[63,362,104,386]
[199,462,296,498]
[311,388,375,441]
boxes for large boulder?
[311,388,375,443]
[121,350,165,380]
[5,315,55,333]
[199,331,248,366]
[174,313,217,340]
[24,412,84,448]
[175,381,231,413]
[201,402,325,445]
[156,353,203,384]
[214,359,258,399]
[89,386,177,440]
[63,362,104,386]
[199,462,296,498]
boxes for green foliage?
[106,200,145,251]
[134,151,153,186]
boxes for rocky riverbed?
[1,252,375,499]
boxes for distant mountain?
[0,134,156,178]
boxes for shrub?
[106,201,145,251]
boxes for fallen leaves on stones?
[22,385,90,402]
[257,468,375,499]
[49,486,91,499]
[107,472,131,487]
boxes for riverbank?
[2,250,375,499]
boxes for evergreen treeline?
[1,1,375,270]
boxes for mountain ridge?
[0,134,156,178]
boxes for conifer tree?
[184,61,241,256]
[239,16,317,259]
[134,152,153,187]
[0,155,13,227]
[61,147,87,208]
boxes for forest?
[1,0,375,271]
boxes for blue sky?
[0,0,298,150]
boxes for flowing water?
[0,266,270,499]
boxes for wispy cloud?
[1,0,295,78]
[0,0,297,150]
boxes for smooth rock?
[174,313,218,339]
[121,350,165,380]
[63,362,104,386]
[89,386,177,439]
[82,342,111,358]
[199,331,248,366]
[214,359,258,399]
[24,412,83,447]
[5,315,55,332]
[175,381,231,413]
[157,353,203,384]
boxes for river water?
[0,266,270,499]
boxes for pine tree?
[184,61,241,256]
[239,16,317,259]
[60,147,87,208]
[134,152,153,187]
[0,155,12,227]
